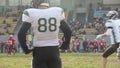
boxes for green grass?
[0,53,120,68]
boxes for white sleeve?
[61,11,65,20]
[59,8,65,20]
[22,9,33,23]
[105,28,112,36]
[105,20,113,28]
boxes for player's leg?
[12,47,16,55]
[13,46,17,54]
[102,43,119,68]
[102,57,107,68]
[32,47,47,68]
[32,58,47,68]
[47,46,61,68]
[8,46,12,55]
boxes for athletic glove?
[24,47,34,54]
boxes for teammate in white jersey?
[95,10,120,68]
[18,3,72,68]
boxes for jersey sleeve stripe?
[107,21,112,23]
[23,10,29,17]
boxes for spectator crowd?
[59,38,107,53]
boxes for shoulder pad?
[23,9,29,17]
[23,8,37,17]
[106,20,114,23]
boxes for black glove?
[60,41,69,50]
[24,47,34,54]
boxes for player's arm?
[18,22,32,54]
[96,27,112,39]
[96,20,113,39]
[59,20,72,49]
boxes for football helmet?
[9,35,13,37]
[106,10,119,19]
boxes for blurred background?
[0,0,120,53]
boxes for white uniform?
[105,19,120,44]
[22,7,65,47]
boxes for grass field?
[0,53,120,68]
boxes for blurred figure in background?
[7,34,16,55]
[92,39,99,52]
[99,39,106,52]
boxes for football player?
[18,2,72,68]
[96,10,120,68]
[7,34,16,55]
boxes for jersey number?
[38,18,57,32]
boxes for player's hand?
[96,34,102,39]
[25,47,34,54]
[24,49,33,54]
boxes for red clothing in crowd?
[92,40,99,52]
[99,41,106,47]
[7,37,16,55]
[92,41,98,47]
[87,41,91,47]
[8,38,16,47]
[4,41,8,45]
[73,40,80,47]
[99,40,106,52]
[76,41,80,46]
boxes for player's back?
[23,7,65,47]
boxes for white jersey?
[105,19,120,44]
[22,7,65,47]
